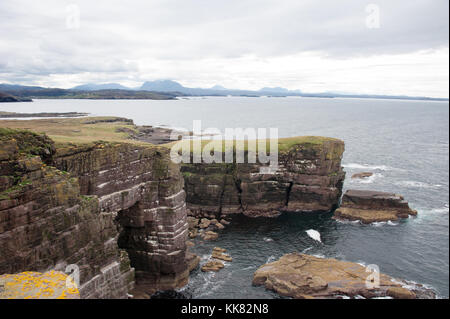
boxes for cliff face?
[0,129,189,298]
[0,131,134,298]
[52,142,189,293]
[182,137,345,218]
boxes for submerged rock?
[253,253,435,299]
[351,172,373,179]
[212,251,232,262]
[334,189,417,224]
[201,261,224,272]
[202,231,219,241]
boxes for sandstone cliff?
[181,137,345,218]
[53,141,190,293]
[334,189,418,224]
[0,128,190,298]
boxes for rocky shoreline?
[0,117,437,299]
[253,253,435,299]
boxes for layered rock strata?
[0,131,134,298]
[253,253,435,299]
[182,137,345,218]
[0,129,191,298]
[334,189,417,224]
[52,141,190,292]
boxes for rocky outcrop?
[0,130,134,299]
[334,189,417,224]
[52,141,190,293]
[182,137,345,218]
[0,271,80,299]
[200,247,231,272]
[253,253,435,299]
[0,129,191,298]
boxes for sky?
[0,0,448,97]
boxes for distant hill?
[139,80,291,97]
[0,84,175,100]
[0,90,32,102]
[72,83,130,91]
[259,87,302,95]
[210,85,227,90]
[141,80,185,92]
[1,83,447,101]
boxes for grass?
[0,117,343,153]
[163,135,342,154]
[0,117,147,146]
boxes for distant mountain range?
[0,82,448,101]
[72,83,130,91]
[0,83,176,101]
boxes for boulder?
[198,218,211,229]
[189,228,198,238]
[202,231,219,241]
[212,251,232,262]
[351,172,373,179]
[334,189,417,224]
[253,253,435,299]
[201,261,224,272]
[215,222,225,230]
[387,287,416,299]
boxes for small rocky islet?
[0,116,435,299]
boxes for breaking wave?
[394,181,443,189]
[343,163,400,171]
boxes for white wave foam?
[371,221,387,227]
[432,207,450,214]
[356,261,367,267]
[241,266,256,271]
[266,256,277,263]
[335,219,362,225]
[196,271,233,298]
[394,181,443,189]
[263,237,274,242]
[312,254,325,259]
[343,163,399,171]
[335,295,351,299]
[306,229,322,243]
[417,205,449,215]
[302,247,313,253]
[387,221,398,226]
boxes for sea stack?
[334,189,417,224]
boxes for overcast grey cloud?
[0,0,448,97]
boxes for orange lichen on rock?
[0,270,80,299]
